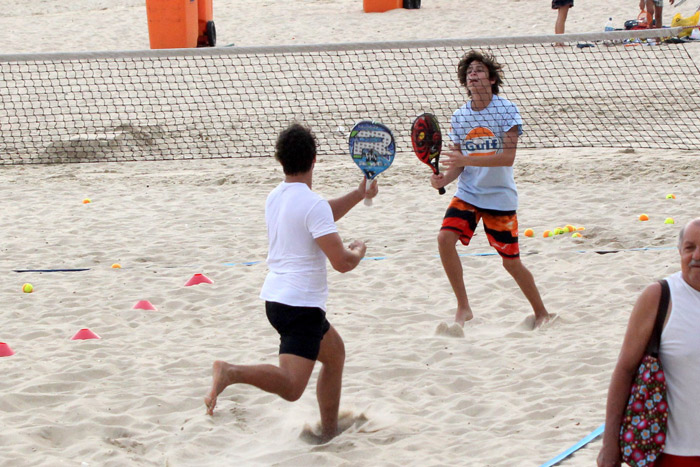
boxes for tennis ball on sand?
[83,198,91,204]
[639,214,649,221]
[565,224,575,232]
[111,263,121,269]
[524,228,534,237]
[572,233,582,238]
[664,218,675,224]
[666,194,675,199]
[554,227,565,235]
[22,283,33,293]
[543,230,552,238]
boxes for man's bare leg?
[204,354,315,415]
[315,326,345,442]
[501,258,550,328]
[438,230,473,326]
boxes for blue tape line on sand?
[539,423,605,467]
[14,247,676,272]
[222,261,262,266]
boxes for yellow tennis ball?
[22,283,33,293]
[554,228,564,235]
[666,194,675,199]
[543,230,552,238]
[565,224,575,233]
[664,218,675,224]
[111,263,121,269]
[572,233,582,238]
[83,198,91,204]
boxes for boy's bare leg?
[204,355,315,415]
[501,258,550,328]
[438,230,473,326]
[315,326,345,442]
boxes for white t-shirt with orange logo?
[448,94,523,211]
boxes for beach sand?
[2,1,700,466]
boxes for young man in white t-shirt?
[430,50,550,329]
[204,123,377,442]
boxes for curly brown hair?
[457,50,503,97]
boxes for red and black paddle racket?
[411,112,445,195]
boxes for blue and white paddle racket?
[348,120,396,206]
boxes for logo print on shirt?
[463,127,500,156]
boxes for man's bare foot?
[454,307,474,327]
[204,360,235,416]
[533,312,551,329]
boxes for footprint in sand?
[299,411,368,445]
[434,321,465,338]
[520,313,560,331]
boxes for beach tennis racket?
[348,120,396,206]
[411,112,445,195]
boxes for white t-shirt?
[259,182,338,310]
[448,94,523,211]
[659,271,700,455]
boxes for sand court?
[1,147,698,465]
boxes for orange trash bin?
[197,0,216,47]
[363,0,402,13]
[146,0,198,49]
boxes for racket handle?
[438,187,446,195]
[364,178,373,206]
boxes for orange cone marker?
[0,342,15,357]
[133,300,157,310]
[185,273,213,286]
[71,328,101,340]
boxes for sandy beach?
[2,1,700,466]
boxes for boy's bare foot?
[204,360,235,415]
[454,306,474,327]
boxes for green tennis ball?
[22,283,34,293]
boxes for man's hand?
[358,178,378,200]
[348,239,367,259]
[597,444,621,467]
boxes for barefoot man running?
[205,123,377,442]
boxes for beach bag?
[619,279,670,467]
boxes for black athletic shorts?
[552,0,573,8]
[265,301,331,361]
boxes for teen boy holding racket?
[430,50,550,329]
[205,123,377,442]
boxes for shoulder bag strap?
[646,279,670,357]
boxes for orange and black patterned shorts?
[441,197,520,259]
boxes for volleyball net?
[1,27,699,165]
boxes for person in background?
[552,0,574,36]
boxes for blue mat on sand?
[539,423,605,467]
